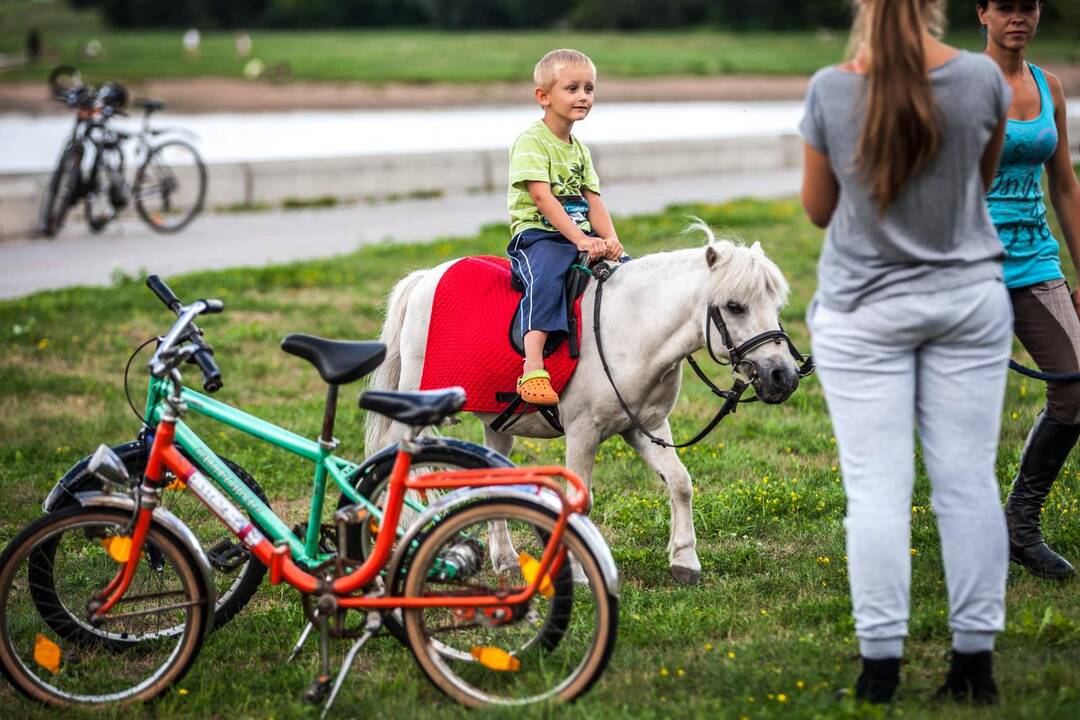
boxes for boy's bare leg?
[523,330,548,375]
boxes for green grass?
[2,22,1078,86]
[1,198,1079,717]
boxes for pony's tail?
[364,268,428,455]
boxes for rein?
[592,265,814,449]
[1008,360,1080,384]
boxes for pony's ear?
[750,241,764,255]
[705,245,718,269]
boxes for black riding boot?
[854,657,900,704]
[1006,410,1079,580]
[935,650,998,705]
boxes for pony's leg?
[483,426,519,573]
[622,422,701,585]
[564,427,601,584]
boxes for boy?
[508,48,624,406]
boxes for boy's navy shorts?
[507,228,587,336]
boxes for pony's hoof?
[671,566,700,585]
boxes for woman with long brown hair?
[800,0,1011,704]
[977,0,1080,582]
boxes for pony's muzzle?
[750,357,800,404]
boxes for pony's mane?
[683,219,790,308]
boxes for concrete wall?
[0,134,806,239]
[1,118,1078,239]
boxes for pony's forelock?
[682,219,789,309]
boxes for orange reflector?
[151,212,164,225]
[102,535,132,563]
[470,646,520,672]
[518,552,554,598]
[34,634,61,675]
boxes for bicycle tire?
[0,506,210,707]
[39,142,81,237]
[43,446,269,637]
[400,499,617,707]
[133,140,206,234]
[84,145,125,234]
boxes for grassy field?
[0,196,1078,718]
[1,1,1078,85]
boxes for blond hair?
[848,0,946,212]
[533,49,596,90]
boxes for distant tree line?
[67,0,1066,32]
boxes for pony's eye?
[726,301,747,315]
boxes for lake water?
[3,99,1077,175]
[1,101,805,174]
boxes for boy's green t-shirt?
[508,120,601,238]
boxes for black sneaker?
[935,650,998,705]
[854,657,900,704]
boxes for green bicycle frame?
[143,375,426,568]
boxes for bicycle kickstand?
[302,599,334,705]
[320,611,382,719]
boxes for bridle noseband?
[704,304,814,380]
[594,267,814,450]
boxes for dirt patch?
[0,74,817,115]
[6,64,1078,115]
[0,392,104,424]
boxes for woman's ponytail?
[853,0,944,212]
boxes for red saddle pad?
[419,256,581,414]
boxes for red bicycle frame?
[92,410,588,617]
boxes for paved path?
[0,169,801,300]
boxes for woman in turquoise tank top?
[979,0,1080,581]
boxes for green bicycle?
[37,275,513,642]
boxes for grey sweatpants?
[808,279,1012,659]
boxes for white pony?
[366,223,802,584]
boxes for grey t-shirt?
[800,51,1011,311]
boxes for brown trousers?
[1011,279,1080,424]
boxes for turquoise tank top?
[987,63,1061,289]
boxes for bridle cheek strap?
[706,305,814,379]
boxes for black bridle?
[593,268,814,449]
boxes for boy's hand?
[602,236,624,261]
[576,235,607,261]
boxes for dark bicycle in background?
[39,66,207,238]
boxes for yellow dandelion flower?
[704,643,713,651]
[178,688,189,696]
[778,693,788,702]
[37,338,49,350]
[910,548,918,556]
[760,609,768,616]
[676,668,685,677]
[659,667,669,677]
[728,651,736,659]
[796,680,805,689]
